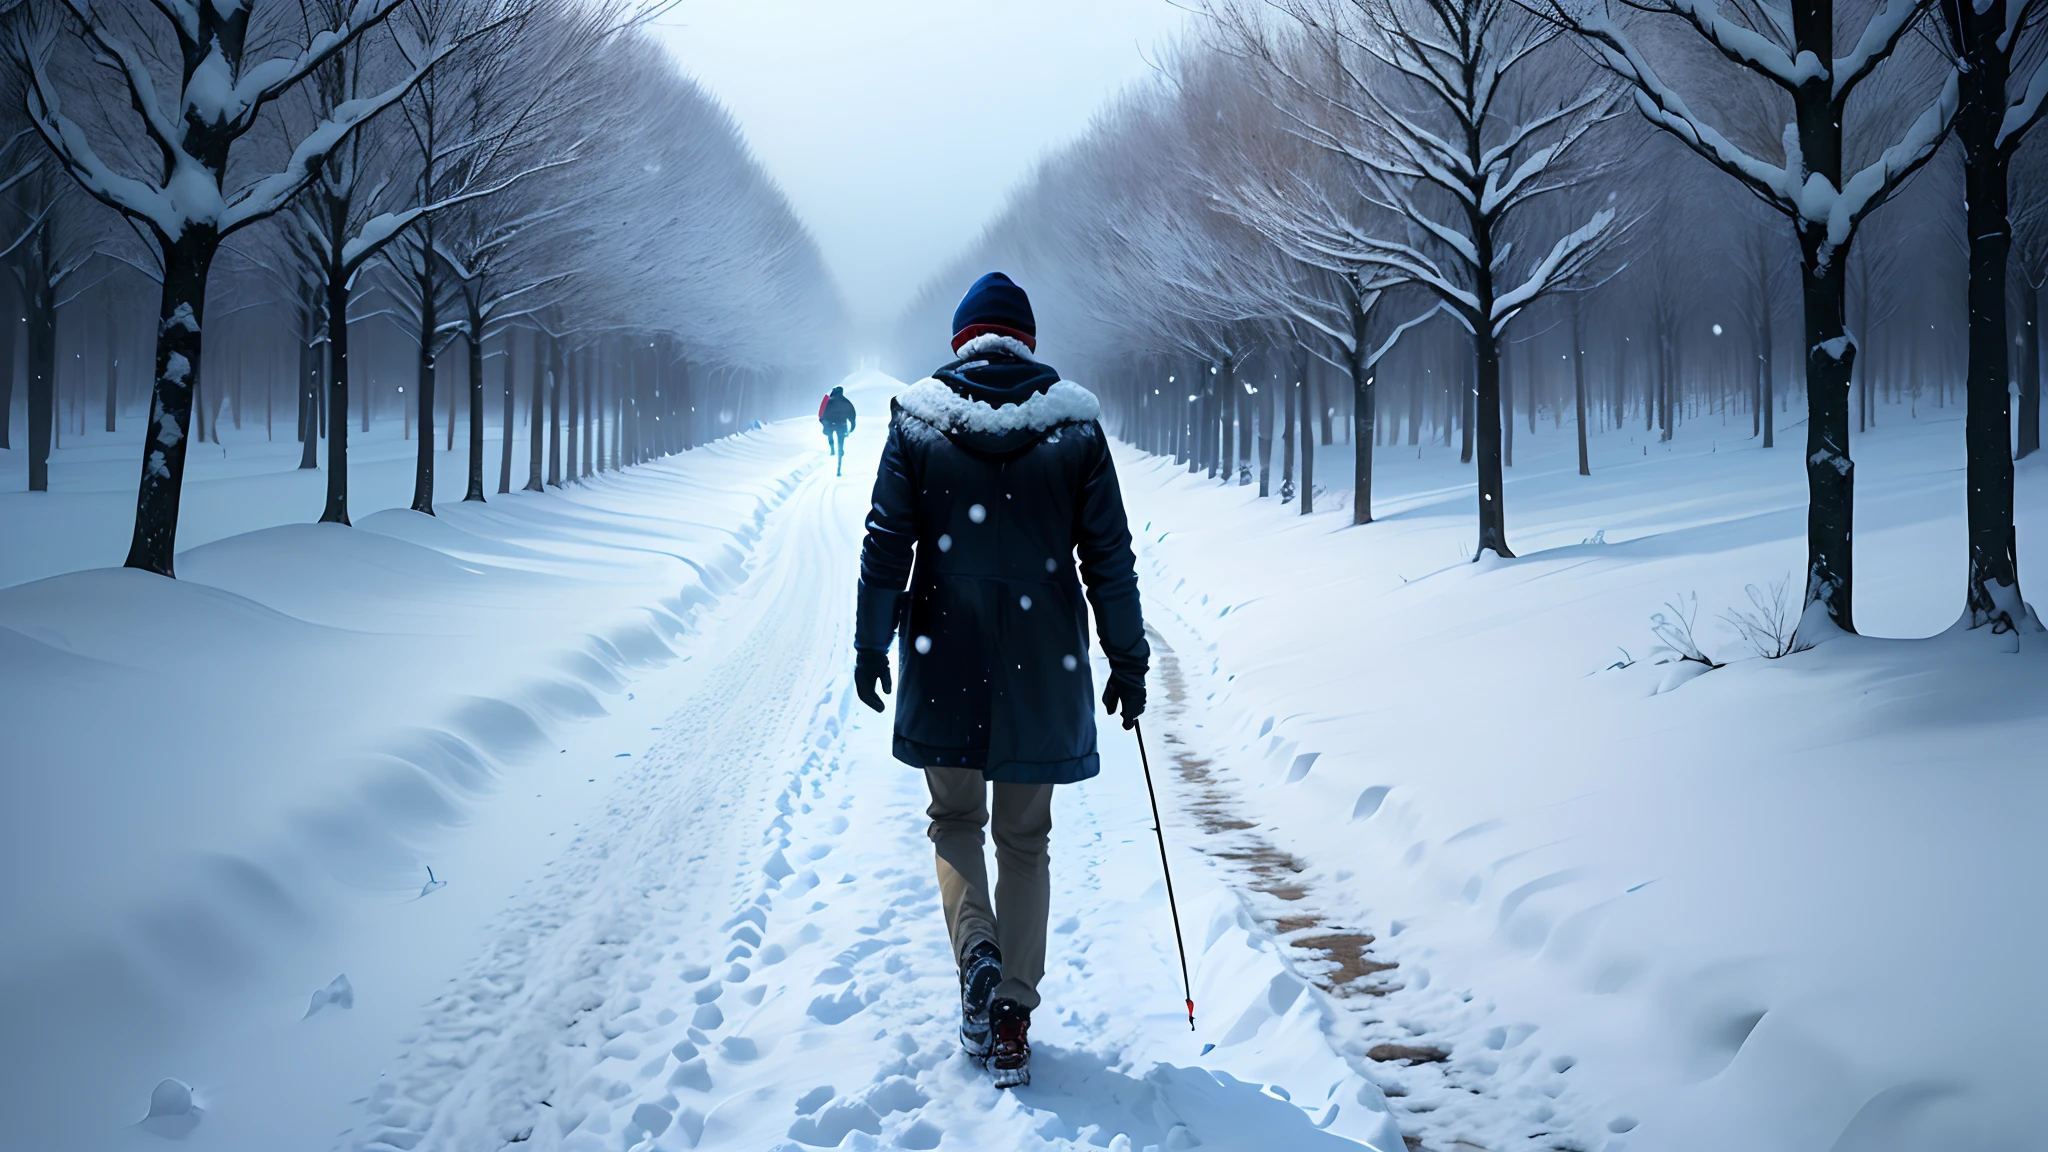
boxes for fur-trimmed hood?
[896,339,1099,456]
[896,377,1101,435]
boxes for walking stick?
[1133,719,1195,1030]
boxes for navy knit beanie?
[951,272,1036,352]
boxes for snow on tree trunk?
[1798,244,1856,634]
[1952,0,2028,631]
[127,243,211,575]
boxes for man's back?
[823,393,856,428]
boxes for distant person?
[851,272,1148,1088]
[820,386,856,475]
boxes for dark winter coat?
[855,335,1148,784]
[821,390,856,431]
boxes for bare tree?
[1542,0,1957,633]
[1933,0,2048,630]
[1,163,106,491]
[22,0,448,574]
[1219,0,1619,556]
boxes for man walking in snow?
[852,272,1148,1088]
[819,385,856,475]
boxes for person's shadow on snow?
[1011,1047,1380,1150]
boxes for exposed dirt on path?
[1145,626,1513,1151]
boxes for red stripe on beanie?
[950,323,1037,353]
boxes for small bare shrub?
[1721,574,1809,659]
[1650,593,1721,668]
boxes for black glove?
[1101,668,1145,729]
[855,648,893,712]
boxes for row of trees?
[895,0,2048,640]
[3,0,842,575]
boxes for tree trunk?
[1317,364,1334,445]
[320,260,352,525]
[1257,364,1274,497]
[1528,341,1539,435]
[1761,296,1776,448]
[0,300,14,451]
[124,234,214,575]
[525,330,546,492]
[298,321,319,468]
[1797,242,1857,632]
[465,317,486,502]
[1282,348,1298,501]
[679,352,695,452]
[565,346,580,482]
[25,288,54,492]
[1501,343,1515,468]
[547,338,564,486]
[1459,350,1475,464]
[2019,279,2041,460]
[581,345,594,477]
[1299,352,1315,514]
[499,329,516,494]
[1348,289,1375,525]
[411,271,439,516]
[1220,359,1236,484]
[1474,326,1512,558]
[1957,12,2025,629]
[445,341,457,452]
[104,302,119,433]
[1573,295,1590,477]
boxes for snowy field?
[1,372,2041,1152]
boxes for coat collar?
[895,377,1100,436]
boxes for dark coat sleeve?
[855,411,916,652]
[1073,425,1149,677]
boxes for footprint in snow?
[136,1078,202,1139]
[806,986,867,1024]
[303,974,354,1018]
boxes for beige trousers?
[923,767,1054,1010]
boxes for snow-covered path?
[342,386,1403,1152]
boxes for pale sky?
[648,1,1190,339]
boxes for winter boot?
[958,940,1002,1058]
[988,998,1031,1088]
